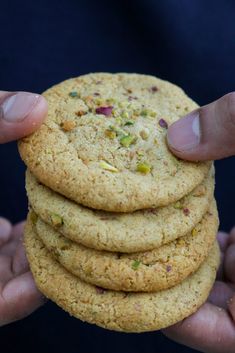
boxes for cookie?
[24,216,220,332]
[35,201,218,292]
[26,168,214,252]
[19,73,211,212]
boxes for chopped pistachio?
[115,117,123,125]
[105,129,116,139]
[50,213,64,227]
[139,129,149,140]
[173,201,183,209]
[95,98,103,106]
[191,228,198,236]
[30,211,38,225]
[99,161,119,172]
[136,151,144,157]
[69,91,78,97]
[109,125,128,137]
[118,101,126,108]
[120,134,137,147]
[112,110,120,118]
[141,109,148,117]
[124,120,135,126]
[136,162,152,174]
[121,111,129,119]
[106,97,116,104]
[154,137,159,145]
[149,111,157,117]
[132,260,141,270]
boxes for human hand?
[163,93,235,352]
[0,90,47,143]
[0,218,45,326]
[0,90,47,325]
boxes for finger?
[163,303,235,353]
[228,226,235,246]
[0,271,46,326]
[0,218,12,246]
[208,281,234,309]
[167,92,235,161]
[224,243,235,283]
[216,253,224,280]
[0,91,47,143]
[12,241,29,276]
[217,231,230,253]
[0,221,26,256]
[11,221,26,241]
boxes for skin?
[164,92,235,352]
[0,91,47,326]
[1,89,235,353]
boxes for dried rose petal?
[158,118,168,128]
[166,265,172,272]
[96,106,113,116]
[95,286,105,294]
[183,208,190,216]
[150,86,158,93]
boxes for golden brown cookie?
[24,216,220,332]
[26,169,214,252]
[19,73,211,212]
[35,201,218,292]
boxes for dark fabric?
[0,1,234,352]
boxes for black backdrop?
[1,1,235,352]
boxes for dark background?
[0,1,235,352]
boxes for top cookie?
[19,73,211,212]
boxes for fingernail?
[167,110,201,151]
[1,92,40,122]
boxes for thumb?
[0,91,47,143]
[167,92,235,161]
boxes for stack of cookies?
[19,73,220,332]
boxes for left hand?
[0,218,45,326]
[0,89,48,326]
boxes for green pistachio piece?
[120,134,137,147]
[50,213,64,227]
[121,111,129,119]
[173,201,183,209]
[124,120,135,126]
[30,211,38,225]
[69,91,78,97]
[105,129,116,139]
[99,161,119,172]
[136,162,152,174]
[132,260,141,270]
